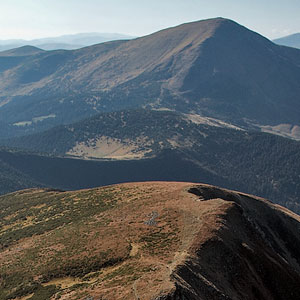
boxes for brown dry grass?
[66,136,152,159]
[1,181,299,300]
[0,182,206,299]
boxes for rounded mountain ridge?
[0,182,299,299]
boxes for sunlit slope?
[1,18,300,137]
[0,182,300,299]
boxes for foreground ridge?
[0,182,299,300]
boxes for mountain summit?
[273,33,300,49]
[0,18,300,136]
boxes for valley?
[1,109,300,214]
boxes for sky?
[0,0,299,40]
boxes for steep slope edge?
[163,185,300,300]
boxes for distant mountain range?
[274,33,300,49]
[0,18,299,141]
[0,32,135,51]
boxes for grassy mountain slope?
[0,182,299,299]
[0,18,300,138]
[3,109,300,213]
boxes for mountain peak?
[0,17,300,131]
[147,17,236,40]
[273,32,300,49]
[166,17,243,34]
[0,45,44,56]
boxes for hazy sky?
[0,0,299,40]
